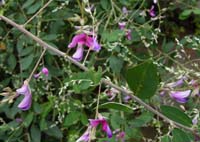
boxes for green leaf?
[42,34,58,41]
[179,10,192,20]
[41,102,53,118]
[44,125,63,139]
[22,0,35,9]
[160,135,171,142]
[100,102,133,112]
[109,55,124,74]
[20,47,34,57]
[101,30,122,42]
[23,112,34,128]
[7,54,17,70]
[100,0,110,10]
[68,68,102,93]
[27,1,42,14]
[193,9,200,15]
[125,60,159,100]
[31,125,41,142]
[161,105,192,127]
[39,118,48,130]
[131,112,153,127]
[80,112,88,125]
[126,127,142,141]
[172,128,192,142]
[20,54,34,70]
[64,111,81,127]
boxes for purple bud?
[118,22,126,30]
[149,5,156,17]
[41,67,49,76]
[126,29,132,40]
[122,6,128,14]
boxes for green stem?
[27,48,47,83]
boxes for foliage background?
[0,0,200,141]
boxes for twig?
[0,15,198,136]
[27,48,47,83]
[23,0,53,26]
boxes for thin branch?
[0,15,198,135]
[27,48,47,83]
[23,0,53,26]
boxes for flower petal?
[174,97,188,103]
[149,5,156,17]
[126,29,132,40]
[170,90,191,103]
[68,33,87,48]
[16,82,29,95]
[89,119,101,127]
[85,35,101,51]
[34,72,41,78]
[122,6,128,14]
[72,46,84,61]
[192,116,198,125]
[18,92,32,110]
[76,126,92,142]
[167,79,184,88]
[171,90,191,98]
[118,22,126,30]
[16,81,32,111]
[102,120,112,138]
[92,39,101,51]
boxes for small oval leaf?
[125,60,159,100]
[161,105,192,127]
[100,102,133,112]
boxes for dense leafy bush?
[0,0,200,141]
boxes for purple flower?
[192,115,198,125]
[170,90,191,103]
[153,0,157,4]
[167,79,184,88]
[15,118,23,123]
[76,126,92,142]
[116,131,125,142]
[126,29,132,40]
[149,5,156,17]
[34,67,49,78]
[118,22,126,30]
[122,6,128,14]
[89,114,112,138]
[68,33,101,61]
[106,88,119,101]
[16,81,32,111]
[160,91,166,97]
[68,33,86,48]
[123,95,132,103]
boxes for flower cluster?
[16,67,49,111]
[160,77,200,103]
[68,33,101,61]
[76,114,112,142]
[118,21,132,40]
[105,87,132,102]
[118,7,132,40]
